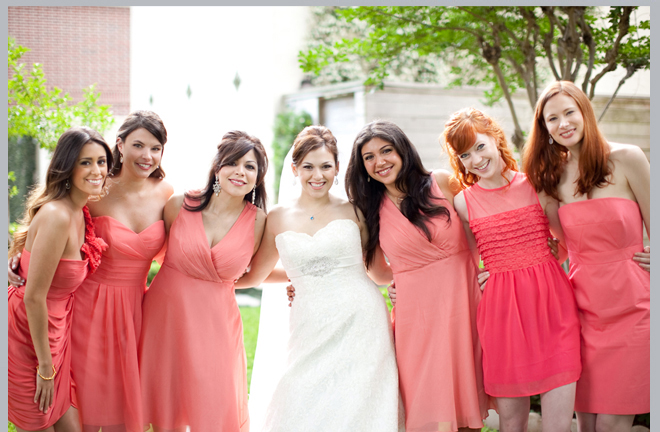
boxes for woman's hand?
[8,253,24,286]
[286,280,295,306]
[387,281,396,305]
[34,364,55,413]
[547,237,560,260]
[477,270,490,291]
[633,246,650,272]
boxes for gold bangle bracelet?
[36,365,57,381]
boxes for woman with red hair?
[524,81,650,432]
[441,107,582,432]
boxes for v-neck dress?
[379,178,489,432]
[71,216,166,432]
[139,197,256,432]
[559,197,649,414]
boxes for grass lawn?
[239,305,260,392]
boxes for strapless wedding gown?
[260,219,402,432]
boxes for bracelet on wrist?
[36,365,57,381]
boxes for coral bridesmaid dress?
[464,172,581,397]
[140,198,256,432]
[559,197,649,415]
[72,216,166,432]
[379,179,489,432]
[8,207,105,430]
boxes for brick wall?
[8,6,130,115]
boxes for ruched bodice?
[11,250,88,300]
[72,216,166,432]
[558,197,649,414]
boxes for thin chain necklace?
[302,201,332,221]
[386,190,405,208]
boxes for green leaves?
[271,110,313,202]
[8,37,115,152]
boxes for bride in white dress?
[236,125,403,432]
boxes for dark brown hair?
[442,107,518,189]
[292,125,339,166]
[523,81,611,200]
[111,110,168,179]
[184,130,269,212]
[345,120,450,268]
[9,127,113,257]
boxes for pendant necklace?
[306,201,331,221]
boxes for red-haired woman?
[524,81,650,432]
[8,127,109,431]
[442,108,581,432]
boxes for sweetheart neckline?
[275,218,359,242]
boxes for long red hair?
[523,81,611,201]
[442,107,518,190]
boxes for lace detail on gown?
[260,219,402,432]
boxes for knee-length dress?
[463,172,581,397]
[379,178,489,432]
[559,197,649,415]
[8,207,105,430]
[72,216,166,432]
[139,198,256,432]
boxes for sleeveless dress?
[260,219,402,432]
[559,197,649,414]
[463,172,581,397]
[139,199,256,432]
[72,216,166,432]
[8,207,106,430]
[379,178,489,432]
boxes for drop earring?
[213,177,221,196]
[292,176,297,186]
[65,179,71,190]
[334,176,339,185]
[367,176,370,182]
[549,136,554,145]
[251,187,256,205]
[120,153,124,163]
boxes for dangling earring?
[334,176,339,186]
[65,179,71,190]
[367,176,370,182]
[213,177,221,196]
[251,187,256,205]
[292,176,297,186]
[549,136,554,145]
[120,153,124,163]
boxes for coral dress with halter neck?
[71,215,166,432]
[463,172,581,397]
[379,177,489,432]
[559,197,649,414]
[139,197,256,432]
[8,207,106,430]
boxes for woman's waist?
[391,246,473,275]
[86,256,152,286]
[156,261,235,287]
[8,284,79,302]
[568,244,644,266]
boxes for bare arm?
[540,192,569,264]
[622,146,651,271]
[235,213,281,288]
[23,206,70,413]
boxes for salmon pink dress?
[8,207,106,430]
[72,216,166,432]
[139,198,256,432]
[463,172,581,397]
[379,178,489,432]
[559,197,649,414]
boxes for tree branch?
[598,63,638,122]
[370,8,484,38]
[578,12,596,93]
[457,6,524,46]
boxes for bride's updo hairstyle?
[291,125,339,167]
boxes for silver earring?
[213,177,221,196]
[251,187,256,205]
[120,153,124,163]
[292,177,297,186]
[65,179,71,190]
[334,176,339,185]
[549,136,554,145]
[367,176,370,182]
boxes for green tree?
[8,37,115,239]
[300,6,649,150]
[271,110,313,202]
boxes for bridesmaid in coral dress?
[524,81,650,432]
[8,111,172,432]
[139,131,268,432]
[8,127,110,431]
[442,108,581,432]
[346,120,489,432]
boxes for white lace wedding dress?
[258,218,402,432]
